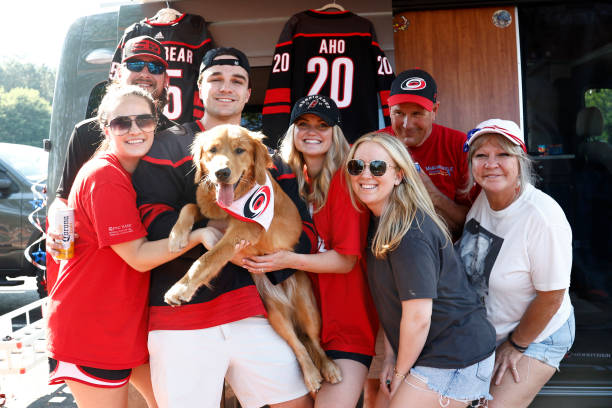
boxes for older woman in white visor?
[457,119,575,408]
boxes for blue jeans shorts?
[409,353,495,402]
[523,309,575,370]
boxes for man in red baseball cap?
[379,68,473,239]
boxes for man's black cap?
[199,47,251,75]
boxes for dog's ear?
[251,131,272,185]
[190,132,207,184]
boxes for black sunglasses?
[347,159,396,177]
[125,60,166,75]
[107,115,157,135]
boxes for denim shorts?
[524,309,575,370]
[410,353,495,402]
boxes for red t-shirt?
[47,153,150,369]
[380,124,472,206]
[309,170,378,355]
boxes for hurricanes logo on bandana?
[218,174,275,230]
[400,77,426,90]
[244,185,271,219]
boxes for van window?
[241,109,263,132]
[519,1,612,396]
[584,89,611,143]
[86,81,109,119]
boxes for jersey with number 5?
[110,13,213,124]
[262,9,395,145]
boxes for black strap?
[508,330,528,353]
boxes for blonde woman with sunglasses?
[345,132,496,408]
[46,84,210,408]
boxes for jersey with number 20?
[263,9,395,145]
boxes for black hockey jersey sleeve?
[110,13,213,124]
[262,9,395,146]
[133,122,315,286]
[55,119,102,199]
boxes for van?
[47,1,612,406]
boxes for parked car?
[0,143,47,297]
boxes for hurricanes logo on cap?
[401,77,426,91]
[307,99,320,109]
[133,39,161,56]
[243,185,271,219]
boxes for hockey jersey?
[262,9,395,145]
[110,13,213,124]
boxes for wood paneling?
[393,7,520,133]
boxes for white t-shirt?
[458,183,573,344]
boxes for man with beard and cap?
[380,68,474,239]
[53,35,172,202]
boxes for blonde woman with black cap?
[244,95,378,408]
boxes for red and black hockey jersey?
[132,121,317,331]
[110,13,213,124]
[262,9,395,145]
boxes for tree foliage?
[0,60,55,147]
[0,87,52,147]
[0,59,56,103]
[585,88,612,143]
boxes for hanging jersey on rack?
[263,9,395,145]
[110,13,213,124]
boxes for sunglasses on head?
[107,114,157,135]
[347,159,396,177]
[125,60,166,75]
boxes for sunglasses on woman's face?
[124,60,166,75]
[347,159,396,177]
[107,114,157,135]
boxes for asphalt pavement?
[0,278,75,408]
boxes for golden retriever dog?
[165,124,341,392]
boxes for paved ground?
[0,278,149,408]
[0,278,75,408]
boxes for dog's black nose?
[215,167,231,182]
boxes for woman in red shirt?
[46,84,208,408]
[243,95,378,408]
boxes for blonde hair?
[345,132,450,258]
[466,133,535,194]
[279,123,349,210]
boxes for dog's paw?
[321,359,343,384]
[168,228,189,252]
[303,369,323,394]
[164,282,195,306]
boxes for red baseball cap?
[122,36,168,67]
[387,69,437,111]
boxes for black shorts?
[48,358,132,388]
[326,350,373,368]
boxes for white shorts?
[148,317,308,408]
